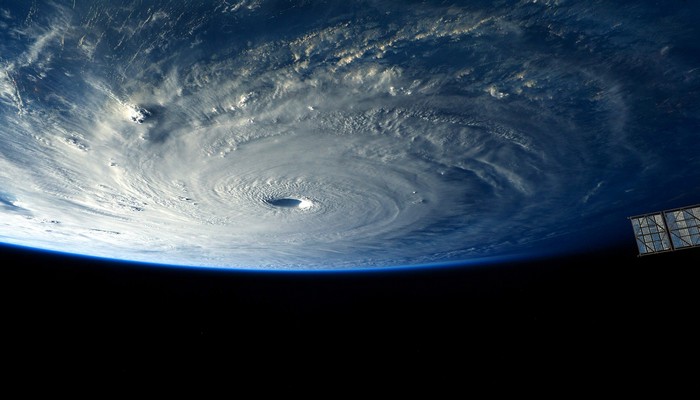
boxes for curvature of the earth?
[0,0,699,270]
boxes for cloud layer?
[0,1,697,269]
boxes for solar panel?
[629,205,700,256]
[664,206,700,250]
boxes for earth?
[0,0,698,270]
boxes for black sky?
[1,241,697,387]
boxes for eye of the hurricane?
[266,197,313,209]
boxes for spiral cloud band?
[0,1,695,269]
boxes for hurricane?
[1,0,698,269]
